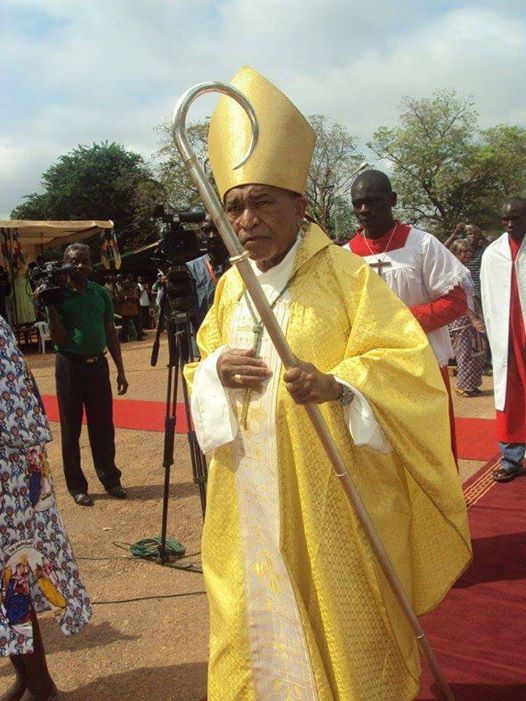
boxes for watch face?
[340,387,355,406]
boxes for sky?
[1,0,525,218]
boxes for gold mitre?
[208,66,316,199]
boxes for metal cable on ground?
[93,591,206,605]
[76,539,195,561]
[128,536,186,559]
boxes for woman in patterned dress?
[449,240,486,397]
[0,317,92,700]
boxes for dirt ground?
[0,335,495,700]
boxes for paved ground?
[0,335,495,700]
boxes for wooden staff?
[172,81,456,701]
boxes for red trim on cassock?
[440,366,458,465]
[349,223,467,332]
[496,235,526,443]
[348,222,412,255]
[348,222,460,460]
[410,285,468,333]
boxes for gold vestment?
[185,224,471,701]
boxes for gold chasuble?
[184,67,471,701]
[185,225,471,701]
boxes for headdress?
[208,66,316,199]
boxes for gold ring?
[233,373,244,385]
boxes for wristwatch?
[338,384,355,406]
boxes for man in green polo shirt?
[47,243,128,506]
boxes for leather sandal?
[492,467,522,483]
[454,388,476,398]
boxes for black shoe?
[106,485,127,499]
[73,493,94,507]
[18,683,59,701]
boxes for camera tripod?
[150,289,208,568]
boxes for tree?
[475,124,526,224]
[155,114,364,239]
[369,91,526,237]
[306,115,364,237]
[11,142,163,250]
[155,119,213,211]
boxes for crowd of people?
[0,65,524,701]
[103,273,151,342]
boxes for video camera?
[152,203,207,313]
[30,261,74,306]
[152,204,206,264]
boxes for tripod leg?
[179,321,208,516]
[159,319,178,564]
[157,314,208,566]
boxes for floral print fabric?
[0,317,92,655]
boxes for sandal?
[454,388,476,398]
[492,466,522,483]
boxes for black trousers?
[140,305,150,329]
[55,353,122,495]
[120,315,143,341]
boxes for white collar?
[249,232,302,283]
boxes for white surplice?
[480,232,526,410]
[345,227,469,367]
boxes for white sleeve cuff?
[190,346,239,453]
[334,377,391,454]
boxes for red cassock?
[496,236,526,442]
[348,224,467,460]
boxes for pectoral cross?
[369,259,392,278]
[240,321,265,429]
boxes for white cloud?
[287,7,526,137]
[1,1,525,216]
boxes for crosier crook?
[171,80,456,701]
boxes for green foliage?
[11,142,163,251]
[10,192,51,221]
[154,115,363,239]
[12,98,526,255]
[369,91,526,237]
[155,119,214,210]
[475,125,526,225]
[307,115,364,237]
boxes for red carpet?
[41,387,524,697]
[41,395,497,462]
[417,456,526,700]
[41,394,190,433]
[455,417,497,461]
